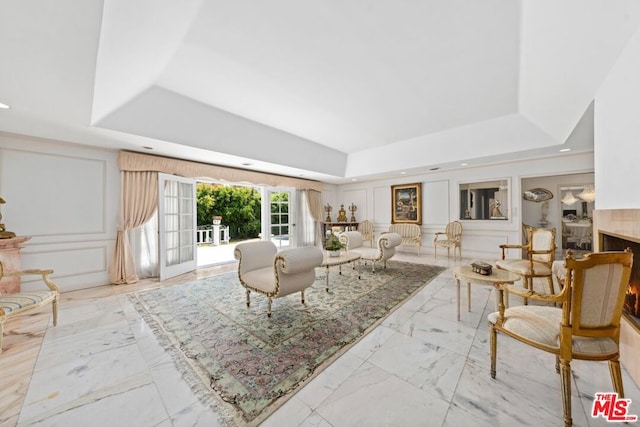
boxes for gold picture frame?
[391,183,422,224]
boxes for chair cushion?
[242,267,277,293]
[434,239,458,247]
[0,291,57,317]
[488,306,619,356]
[495,260,551,276]
[353,247,381,261]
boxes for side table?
[453,265,521,321]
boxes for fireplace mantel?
[593,208,640,387]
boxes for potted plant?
[212,215,222,225]
[324,233,345,257]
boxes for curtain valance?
[118,151,323,191]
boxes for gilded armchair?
[433,221,462,260]
[0,261,60,353]
[358,220,375,247]
[496,226,556,301]
[234,241,323,317]
[488,249,634,427]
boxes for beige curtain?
[119,150,323,191]
[306,189,325,246]
[109,171,159,284]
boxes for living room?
[2,2,640,426]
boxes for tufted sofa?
[234,241,323,317]
[387,223,422,254]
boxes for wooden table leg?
[325,266,330,292]
[456,277,461,321]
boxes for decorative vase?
[328,250,341,257]
[213,219,221,225]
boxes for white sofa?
[234,241,323,317]
[339,231,403,273]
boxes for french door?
[158,173,197,280]
[267,189,295,248]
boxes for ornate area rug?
[129,260,444,426]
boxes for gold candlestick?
[349,203,357,223]
[324,203,333,223]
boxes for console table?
[0,236,31,293]
[322,222,359,237]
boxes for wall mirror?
[459,179,509,220]
[559,184,595,252]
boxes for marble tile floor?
[2,252,640,426]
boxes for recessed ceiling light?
[142,146,153,150]
[460,163,468,166]
[351,178,357,181]
[400,172,407,175]
[0,102,10,109]
[559,148,571,152]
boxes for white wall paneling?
[342,188,367,222]
[373,185,390,225]
[423,180,449,225]
[0,133,119,291]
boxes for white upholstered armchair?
[340,231,402,273]
[234,241,323,317]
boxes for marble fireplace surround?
[593,208,640,387]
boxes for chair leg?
[245,289,251,307]
[559,358,573,427]
[300,290,305,305]
[546,276,555,295]
[52,298,58,326]
[267,297,272,318]
[434,245,437,261]
[490,324,497,379]
[555,355,560,374]
[609,358,625,398]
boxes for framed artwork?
[523,188,553,203]
[391,183,422,224]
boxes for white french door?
[266,189,296,248]
[158,173,197,280]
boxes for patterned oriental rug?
[129,260,445,426]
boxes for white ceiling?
[1,1,640,183]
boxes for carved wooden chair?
[433,221,463,260]
[489,249,634,427]
[234,241,323,317]
[0,261,60,353]
[496,226,556,302]
[358,220,375,247]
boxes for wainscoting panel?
[342,188,367,221]
[423,180,449,225]
[0,149,106,236]
[0,134,120,291]
[20,241,113,292]
[373,185,390,224]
